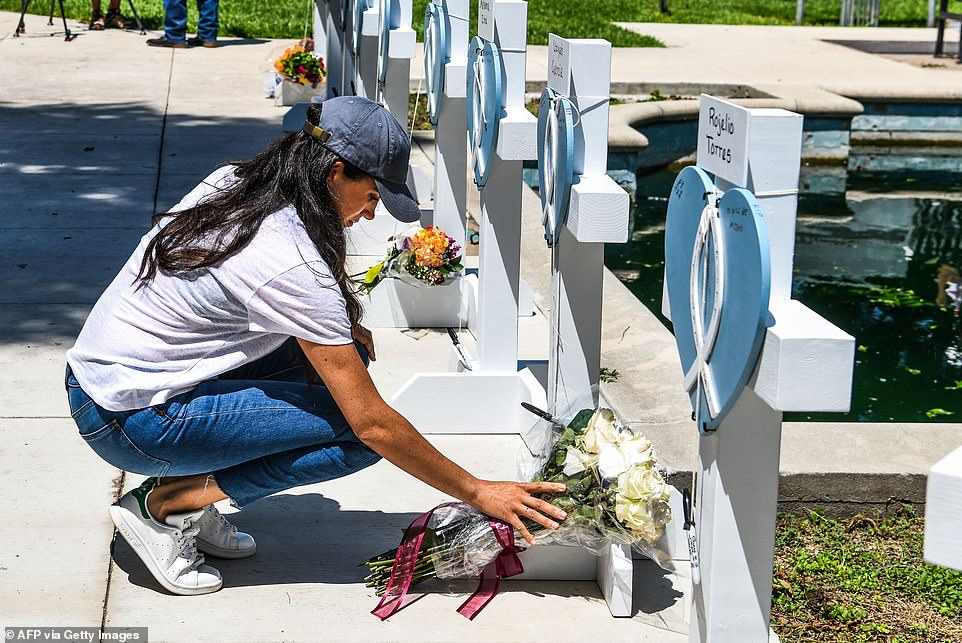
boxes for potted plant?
[355,226,468,328]
[273,41,327,106]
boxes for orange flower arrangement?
[358,226,463,294]
[274,44,327,88]
[411,226,451,268]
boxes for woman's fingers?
[514,517,535,545]
[518,502,560,531]
[523,481,568,494]
[524,496,568,522]
[352,324,377,361]
[472,480,569,545]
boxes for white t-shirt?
[67,166,354,412]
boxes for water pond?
[604,164,962,423]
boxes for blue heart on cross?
[536,86,575,246]
[466,36,502,188]
[665,165,772,433]
[423,2,448,126]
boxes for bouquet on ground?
[274,42,327,88]
[364,407,673,620]
[358,226,464,294]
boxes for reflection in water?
[605,167,962,423]
[937,264,961,311]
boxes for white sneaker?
[195,503,256,559]
[109,479,223,595]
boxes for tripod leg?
[127,0,146,35]
[48,0,54,25]
[57,0,73,40]
[957,16,961,63]
[935,18,945,57]
[16,0,30,36]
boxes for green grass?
[771,508,962,642]
[8,0,959,44]
[2,0,318,39]
[411,0,962,46]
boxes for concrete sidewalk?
[412,23,962,98]
[2,11,960,643]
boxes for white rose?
[597,443,628,479]
[620,433,654,468]
[615,494,671,544]
[617,464,669,503]
[581,408,618,454]
[562,446,597,476]
[614,468,671,543]
[614,494,661,542]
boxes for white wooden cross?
[344,0,419,256]
[423,0,470,252]
[353,0,380,100]
[925,445,962,572]
[665,96,855,642]
[313,0,345,99]
[537,33,641,617]
[376,0,416,125]
[388,0,544,430]
[469,0,537,371]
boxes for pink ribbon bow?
[371,505,525,621]
[455,519,525,620]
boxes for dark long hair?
[137,102,364,331]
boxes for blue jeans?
[66,338,381,507]
[163,0,219,43]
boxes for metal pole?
[16,0,30,36]
[56,0,73,40]
[126,0,146,34]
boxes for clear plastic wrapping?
[421,504,505,580]
[363,408,673,596]
[519,407,674,568]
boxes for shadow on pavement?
[0,100,280,345]
[200,38,272,48]
[109,492,422,591]
[109,491,684,619]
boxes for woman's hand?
[469,480,569,545]
[352,323,376,361]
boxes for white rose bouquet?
[364,407,673,620]
[522,406,672,552]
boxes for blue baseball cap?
[302,96,421,223]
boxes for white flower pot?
[274,80,326,107]
[361,275,467,328]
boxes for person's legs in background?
[190,0,219,47]
[88,0,106,30]
[104,0,134,29]
[147,0,188,47]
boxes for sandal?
[89,11,105,31]
[105,7,134,29]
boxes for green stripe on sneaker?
[131,477,158,520]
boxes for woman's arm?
[297,338,567,544]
